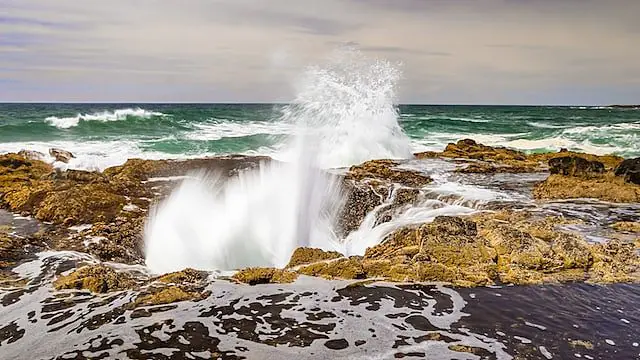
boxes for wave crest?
[45,108,165,129]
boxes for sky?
[1,0,639,104]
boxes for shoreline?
[1,138,638,289]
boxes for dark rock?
[49,148,75,163]
[614,158,640,185]
[548,156,604,178]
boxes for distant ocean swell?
[0,104,638,171]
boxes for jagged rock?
[614,158,640,185]
[17,150,47,162]
[232,267,298,285]
[336,181,384,237]
[548,156,604,178]
[286,247,343,268]
[346,159,432,187]
[53,265,138,293]
[442,139,527,161]
[533,174,640,203]
[49,148,75,163]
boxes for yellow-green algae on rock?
[286,211,640,287]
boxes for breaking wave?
[45,108,166,129]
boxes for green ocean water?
[0,103,638,170]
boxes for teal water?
[0,103,638,170]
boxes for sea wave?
[185,121,293,141]
[45,108,166,129]
[526,121,570,129]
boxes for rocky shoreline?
[1,139,639,301]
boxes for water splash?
[144,50,411,273]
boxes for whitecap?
[45,108,165,129]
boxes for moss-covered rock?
[134,286,206,306]
[346,159,432,187]
[533,174,640,203]
[612,221,640,233]
[155,268,208,284]
[286,247,343,268]
[232,267,298,285]
[53,265,138,293]
[297,258,366,280]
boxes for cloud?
[0,0,638,104]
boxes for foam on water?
[45,108,165,129]
[144,50,411,273]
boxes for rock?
[287,211,639,287]
[611,221,640,233]
[53,265,138,293]
[232,268,298,285]
[134,286,206,306]
[49,148,75,163]
[34,184,126,225]
[530,151,623,171]
[533,174,640,203]
[286,247,343,268]
[548,156,604,178]
[442,139,527,162]
[155,268,208,284]
[297,258,366,280]
[17,150,47,161]
[614,158,640,185]
[589,240,640,283]
[346,159,432,187]
[336,181,384,237]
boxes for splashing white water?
[144,50,411,273]
[45,108,165,129]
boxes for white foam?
[45,108,165,129]
[185,121,293,141]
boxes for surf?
[143,50,412,273]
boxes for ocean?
[1,103,638,171]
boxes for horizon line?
[0,101,633,107]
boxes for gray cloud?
[0,0,638,104]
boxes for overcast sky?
[2,0,639,104]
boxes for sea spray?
[144,49,412,273]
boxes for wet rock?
[134,286,207,306]
[53,265,138,293]
[589,240,640,283]
[414,140,623,174]
[442,139,527,162]
[297,257,366,280]
[614,158,640,185]
[83,217,145,264]
[155,268,208,284]
[232,268,298,285]
[529,150,623,171]
[17,150,47,162]
[0,228,44,269]
[611,221,640,233]
[49,148,75,163]
[346,159,432,187]
[104,155,270,182]
[548,156,604,178]
[336,181,384,237]
[533,174,640,203]
[286,247,343,268]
